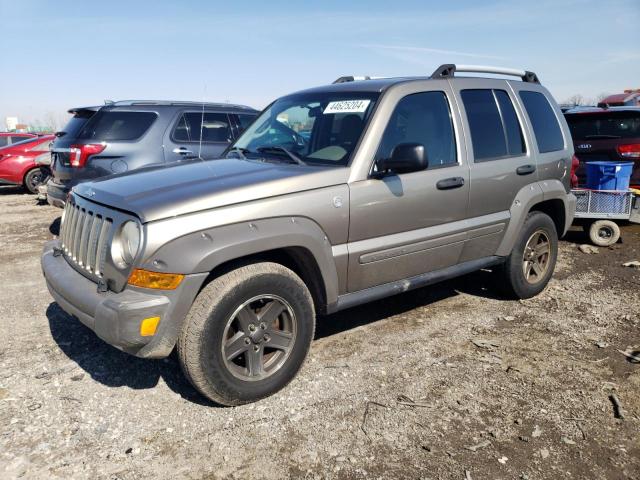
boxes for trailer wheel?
[587,220,620,246]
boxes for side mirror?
[378,143,428,174]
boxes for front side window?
[230,92,379,166]
[78,111,157,141]
[461,89,526,161]
[173,112,232,143]
[0,137,8,147]
[519,91,564,153]
[375,91,456,168]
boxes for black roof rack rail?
[106,100,255,110]
[431,64,540,83]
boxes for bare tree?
[562,94,586,106]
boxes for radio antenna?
[198,84,206,160]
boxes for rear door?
[165,110,233,162]
[451,79,536,261]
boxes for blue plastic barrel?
[585,161,634,191]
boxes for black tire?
[178,262,315,406]
[23,167,47,194]
[500,211,558,299]
[588,220,620,247]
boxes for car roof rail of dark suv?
[107,100,256,110]
[430,64,540,83]
[332,76,387,84]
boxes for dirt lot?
[0,185,639,480]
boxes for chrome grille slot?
[60,200,114,278]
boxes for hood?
[73,158,349,222]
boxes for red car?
[564,106,640,187]
[0,132,36,148]
[0,135,55,193]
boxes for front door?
[347,88,470,292]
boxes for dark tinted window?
[78,111,157,141]
[375,91,456,168]
[519,91,564,153]
[173,112,232,143]
[0,137,8,147]
[237,114,256,132]
[565,111,640,140]
[462,90,508,160]
[495,90,526,155]
[59,110,96,138]
[10,135,31,144]
[462,89,527,160]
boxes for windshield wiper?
[257,146,307,166]
[584,134,622,139]
[226,147,250,159]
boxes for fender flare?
[140,216,340,306]
[496,180,574,256]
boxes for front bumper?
[41,240,206,358]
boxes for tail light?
[69,143,106,168]
[618,144,640,159]
[570,154,579,188]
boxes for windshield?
[566,111,640,139]
[229,92,379,166]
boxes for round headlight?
[112,220,141,268]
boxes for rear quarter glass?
[519,91,564,153]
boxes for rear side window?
[565,111,640,140]
[173,112,232,143]
[78,111,157,141]
[375,91,457,168]
[0,137,8,147]
[10,135,30,144]
[237,114,256,132]
[519,91,564,153]
[461,89,526,161]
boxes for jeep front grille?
[60,201,113,277]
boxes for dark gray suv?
[47,101,258,207]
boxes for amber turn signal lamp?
[140,316,161,337]
[128,269,184,290]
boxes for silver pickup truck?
[42,64,576,405]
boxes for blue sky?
[1,0,638,128]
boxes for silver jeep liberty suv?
[42,64,576,405]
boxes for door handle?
[436,177,465,190]
[172,147,193,155]
[516,164,536,175]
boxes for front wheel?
[500,211,558,299]
[178,262,315,406]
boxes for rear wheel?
[178,262,315,406]
[500,211,558,299]
[23,167,48,194]
[587,220,620,247]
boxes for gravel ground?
[1,185,639,480]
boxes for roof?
[68,100,257,114]
[564,106,640,115]
[599,92,640,105]
[290,77,423,96]
[288,64,540,97]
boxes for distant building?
[5,117,18,131]
[598,89,640,107]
